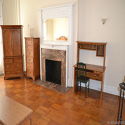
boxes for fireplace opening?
[46,59,61,85]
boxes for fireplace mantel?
[40,3,77,87]
[41,43,69,51]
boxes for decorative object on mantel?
[56,36,68,41]
[117,82,125,125]
[34,80,71,93]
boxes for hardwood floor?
[0,76,124,125]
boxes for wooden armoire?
[1,25,24,80]
[25,37,40,80]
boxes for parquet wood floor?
[0,76,124,125]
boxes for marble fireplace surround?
[41,48,66,87]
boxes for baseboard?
[104,85,119,95]
[90,83,119,95]
[69,80,119,96]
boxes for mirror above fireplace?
[41,4,73,45]
[43,18,69,42]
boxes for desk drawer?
[86,72,103,81]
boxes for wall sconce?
[101,18,107,25]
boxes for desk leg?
[100,78,104,98]
[74,68,77,93]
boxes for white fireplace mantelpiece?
[41,4,73,46]
[40,3,77,87]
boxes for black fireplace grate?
[46,59,61,85]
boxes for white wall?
[19,0,76,71]
[3,0,20,24]
[0,0,3,74]
[0,0,3,24]
[78,0,125,95]
[20,0,76,37]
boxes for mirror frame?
[41,4,73,45]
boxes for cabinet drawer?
[14,63,23,71]
[27,45,33,51]
[26,63,33,76]
[5,63,23,73]
[26,70,33,76]
[4,58,13,63]
[26,46,33,57]
[26,40,33,46]
[26,63,33,71]
[13,57,22,63]
[26,51,33,57]
[26,58,33,63]
[5,64,14,72]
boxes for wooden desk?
[75,41,107,94]
[0,96,33,125]
[74,63,106,93]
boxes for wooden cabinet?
[25,37,40,80]
[1,25,24,80]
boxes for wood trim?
[103,44,106,67]
[0,25,23,29]
[77,42,79,62]
[77,41,107,45]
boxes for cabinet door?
[3,29,13,57]
[4,57,23,75]
[4,58,14,74]
[12,29,22,56]
[13,57,23,73]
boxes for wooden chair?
[76,62,90,97]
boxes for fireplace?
[46,59,61,84]
[41,48,66,87]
